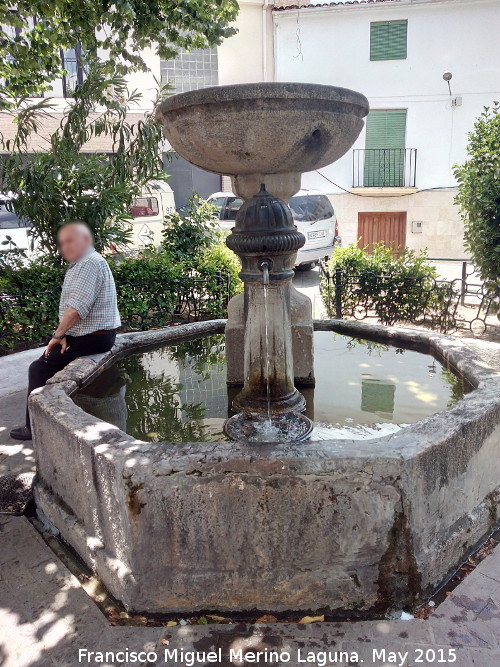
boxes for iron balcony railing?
[353,148,417,188]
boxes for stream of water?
[259,281,283,441]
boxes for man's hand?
[45,337,68,356]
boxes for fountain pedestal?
[226,184,306,414]
[226,173,315,390]
[156,82,369,429]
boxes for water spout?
[258,258,272,286]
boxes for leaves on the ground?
[206,614,232,624]
[255,615,277,624]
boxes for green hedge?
[320,243,443,326]
[0,241,242,354]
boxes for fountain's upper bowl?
[156,82,369,177]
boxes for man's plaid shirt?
[59,248,121,336]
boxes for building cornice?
[273,0,494,13]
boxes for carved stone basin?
[156,82,368,178]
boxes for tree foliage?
[454,102,500,282]
[0,62,168,261]
[0,0,238,96]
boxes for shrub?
[0,261,64,352]
[454,102,500,283]
[195,240,242,298]
[161,196,218,263]
[321,242,438,325]
[0,244,243,353]
[110,251,186,329]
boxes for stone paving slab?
[0,389,36,476]
[0,348,43,400]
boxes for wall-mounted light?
[443,71,453,96]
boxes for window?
[209,197,227,220]
[129,197,159,218]
[160,48,218,93]
[370,20,408,61]
[61,44,85,97]
[223,197,243,221]
[289,195,334,223]
[364,109,407,187]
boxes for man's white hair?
[59,221,94,243]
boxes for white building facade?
[216,0,500,258]
[5,0,499,254]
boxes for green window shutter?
[370,20,408,61]
[365,110,407,149]
[364,110,407,186]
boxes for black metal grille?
[319,263,500,336]
[353,148,417,188]
[0,272,232,355]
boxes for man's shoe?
[9,426,32,441]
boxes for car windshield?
[209,197,227,219]
[289,195,334,223]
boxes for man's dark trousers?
[26,331,116,427]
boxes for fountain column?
[226,183,306,414]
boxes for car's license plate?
[307,230,326,240]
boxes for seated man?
[10,221,121,441]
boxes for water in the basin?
[73,332,470,444]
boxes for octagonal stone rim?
[28,319,500,614]
[29,319,500,464]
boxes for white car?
[207,189,341,269]
[0,181,177,259]
[125,180,176,249]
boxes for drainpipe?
[262,0,269,81]
[273,9,279,81]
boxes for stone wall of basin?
[30,319,500,614]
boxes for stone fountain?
[156,83,369,438]
[28,82,500,616]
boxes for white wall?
[274,0,500,192]
[218,0,275,84]
[47,45,161,112]
[330,189,466,258]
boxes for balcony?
[353,148,417,188]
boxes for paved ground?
[1,508,500,667]
[0,348,42,477]
[1,308,499,666]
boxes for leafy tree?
[454,102,500,283]
[0,1,238,96]
[1,62,168,261]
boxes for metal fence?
[117,273,231,330]
[319,263,500,336]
